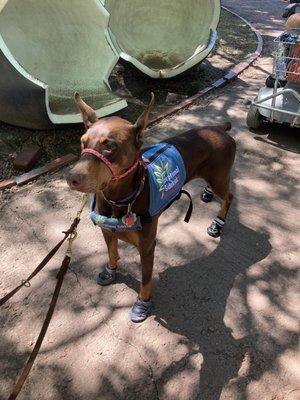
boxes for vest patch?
[142,143,186,216]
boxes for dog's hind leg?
[206,177,233,238]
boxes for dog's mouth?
[66,165,111,193]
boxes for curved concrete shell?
[0,0,126,129]
[105,0,220,78]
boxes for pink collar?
[81,148,142,180]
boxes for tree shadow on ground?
[252,122,300,155]
[117,215,274,400]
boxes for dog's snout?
[67,171,82,188]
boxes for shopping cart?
[247,29,300,129]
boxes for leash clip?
[21,279,31,287]
[66,230,78,257]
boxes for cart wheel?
[265,76,287,88]
[266,75,275,88]
[246,105,263,129]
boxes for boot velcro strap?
[214,217,225,226]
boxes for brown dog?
[67,93,236,322]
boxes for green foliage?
[153,162,169,193]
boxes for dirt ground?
[0,1,299,400]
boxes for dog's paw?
[207,217,225,238]
[201,186,214,203]
[129,298,152,323]
[97,265,117,286]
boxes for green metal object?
[0,0,126,129]
[105,0,221,78]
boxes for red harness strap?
[81,148,142,181]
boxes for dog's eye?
[102,149,113,156]
[103,141,117,157]
[106,141,113,147]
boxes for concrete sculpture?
[105,0,220,78]
[0,0,126,129]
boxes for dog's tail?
[223,121,232,132]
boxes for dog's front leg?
[102,230,120,268]
[139,239,156,301]
[129,239,156,323]
[130,218,158,322]
[138,217,159,301]
[97,230,119,286]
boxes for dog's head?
[66,92,154,193]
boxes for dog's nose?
[66,171,82,188]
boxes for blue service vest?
[90,143,187,232]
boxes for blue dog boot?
[201,186,214,203]
[130,298,152,323]
[207,217,225,238]
[97,265,117,286]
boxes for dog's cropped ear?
[133,92,154,147]
[74,92,98,130]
